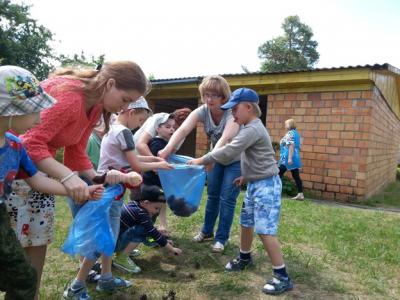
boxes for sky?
[23,0,400,79]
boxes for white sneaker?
[212,241,225,253]
[291,193,304,200]
[193,232,214,243]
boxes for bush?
[397,166,400,181]
[282,176,297,196]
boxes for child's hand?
[158,149,168,159]
[104,169,125,185]
[88,184,104,200]
[171,247,182,256]
[152,156,165,163]
[187,158,203,165]
[233,176,245,187]
[125,171,143,187]
[157,161,174,170]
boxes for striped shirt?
[119,201,167,247]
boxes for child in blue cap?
[189,87,293,295]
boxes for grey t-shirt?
[202,118,278,182]
[195,105,240,164]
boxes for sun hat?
[220,87,259,110]
[154,112,172,128]
[0,65,56,116]
[127,96,153,114]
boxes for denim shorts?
[115,225,146,253]
[239,175,282,235]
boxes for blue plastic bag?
[158,154,206,217]
[62,184,125,260]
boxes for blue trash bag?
[62,184,125,260]
[158,154,206,217]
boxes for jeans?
[115,225,146,253]
[202,161,241,244]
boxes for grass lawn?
[33,192,400,300]
[363,180,400,209]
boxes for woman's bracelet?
[60,172,77,184]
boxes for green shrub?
[397,167,400,181]
[282,176,296,196]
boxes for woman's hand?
[157,161,174,170]
[63,175,90,204]
[158,148,169,160]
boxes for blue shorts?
[239,175,282,235]
[115,225,146,253]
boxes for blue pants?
[115,225,146,253]
[202,161,241,244]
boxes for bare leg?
[76,258,96,282]
[240,225,254,252]
[24,245,47,300]
[122,242,140,254]
[101,256,112,275]
[158,203,169,236]
[259,234,284,266]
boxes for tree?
[57,52,105,68]
[0,0,55,79]
[258,15,319,72]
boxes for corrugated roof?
[151,63,399,85]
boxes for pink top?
[21,77,103,171]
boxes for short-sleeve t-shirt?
[98,124,135,173]
[0,132,37,202]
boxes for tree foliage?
[258,15,319,72]
[0,0,55,79]
[57,52,105,69]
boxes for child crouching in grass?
[189,88,293,295]
[114,185,182,273]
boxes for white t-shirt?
[98,123,135,173]
[133,112,184,152]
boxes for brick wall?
[195,98,210,157]
[267,90,379,201]
[365,87,400,197]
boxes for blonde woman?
[159,75,241,253]
[278,119,304,200]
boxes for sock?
[273,265,288,279]
[71,279,85,289]
[100,272,113,280]
[239,250,251,261]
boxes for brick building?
[146,64,400,202]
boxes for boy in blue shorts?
[189,88,293,295]
[0,66,103,299]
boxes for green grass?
[33,192,400,300]
[363,180,400,209]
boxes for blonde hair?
[285,119,296,130]
[199,75,231,104]
[251,103,262,117]
[50,61,151,132]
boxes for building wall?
[267,90,375,201]
[366,87,400,197]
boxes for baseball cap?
[127,96,152,114]
[220,87,259,110]
[0,65,56,117]
[140,185,166,203]
[154,112,172,128]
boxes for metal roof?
[150,63,400,85]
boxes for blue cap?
[220,88,259,110]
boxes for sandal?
[262,274,293,295]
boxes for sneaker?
[113,252,141,273]
[63,285,91,299]
[262,274,294,295]
[193,232,214,243]
[291,193,304,200]
[129,249,141,258]
[225,256,253,271]
[211,241,225,253]
[86,270,100,284]
[96,277,132,292]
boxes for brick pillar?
[195,98,210,157]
